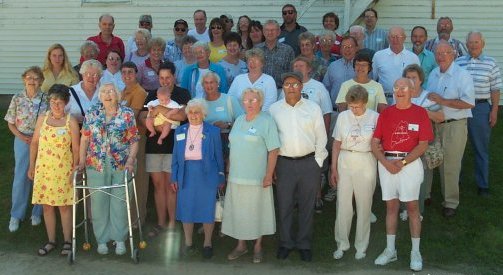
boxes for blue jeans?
[11,137,42,220]
[467,102,491,189]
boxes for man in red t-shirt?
[371,78,433,272]
[83,14,125,66]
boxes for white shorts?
[378,158,423,202]
[145,154,172,173]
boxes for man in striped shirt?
[456,31,502,197]
[362,8,388,52]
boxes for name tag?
[176,133,186,140]
[57,129,67,135]
[147,71,155,77]
[278,37,285,43]
[408,124,419,131]
[218,49,227,54]
[364,124,375,131]
[215,106,224,112]
[248,127,257,134]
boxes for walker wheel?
[82,242,92,251]
[139,241,147,250]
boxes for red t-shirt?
[373,104,433,152]
[80,33,125,66]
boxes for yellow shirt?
[208,43,227,63]
[41,69,79,93]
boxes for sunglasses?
[283,82,301,89]
[139,21,151,26]
[282,10,295,15]
[211,25,222,30]
[175,27,186,32]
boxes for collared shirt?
[427,62,475,119]
[364,27,388,52]
[228,73,277,112]
[413,48,437,88]
[269,98,328,167]
[174,58,195,85]
[121,82,147,113]
[86,33,125,65]
[372,47,420,94]
[124,50,149,69]
[137,58,161,92]
[82,103,139,172]
[67,82,100,123]
[279,23,308,56]
[455,54,502,98]
[323,58,355,105]
[164,39,183,63]
[41,69,79,93]
[4,89,48,135]
[336,79,387,112]
[424,37,468,58]
[257,41,295,88]
[100,69,125,92]
[279,78,332,115]
[310,55,328,82]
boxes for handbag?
[424,123,443,169]
[214,190,225,222]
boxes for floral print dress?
[32,113,74,206]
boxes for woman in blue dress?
[171,98,225,259]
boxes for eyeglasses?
[25,76,41,81]
[283,82,301,89]
[320,38,334,44]
[84,72,100,78]
[282,10,295,15]
[436,51,454,57]
[389,35,405,39]
[211,25,222,30]
[175,27,187,32]
[242,98,259,104]
[107,56,121,61]
[100,89,116,95]
[393,86,409,92]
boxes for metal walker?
[69,170,146,264]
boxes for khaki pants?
[438,119,467,209]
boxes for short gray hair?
[98,82,121,102]
[264,19,280,29]
[466,30,485,43]
[242,88,264,108]
[318,30,336,41]
[202,71,221,85]
[185,98,208,118]
[79,59,103,76]
[192,41,210,53]
[346,85,368,104]
[79,40,99,56]
[245,48,265,64]
[135,28,152,42]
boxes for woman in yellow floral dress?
[28,84,80,256]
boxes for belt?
[475,98,489,104]
[384,152,408,158]
[440,118,466,124]
[279,152,315,160]
[342,149,370,153]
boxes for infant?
[146,87,182,145]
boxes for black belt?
[475,99,488,104]
[279,152,315,160]
[441,118,465,124]
[384,152,408,158]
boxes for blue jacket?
[171,122,225,189]
[180,62,229,98]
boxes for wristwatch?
[401,159,408,166]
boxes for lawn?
[0,104,502,275]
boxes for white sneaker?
[410,250,423,271]
[31,215,42,226]
[324,187,337,202]
[8,217,20,232]
[400,210,408,221]
[333,249,344,260]
[355,251,366,260]
[115,241,126,255]
[97,243,109,255]
[374,248,397,265]
[370,212,378,223]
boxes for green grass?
[1,106,502,274]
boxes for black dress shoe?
[202,246,213,259]
[298,249,312,262]
[478,188,490,197]
[443,207,456,218]
[276,247,291,260]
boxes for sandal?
[38,242,57,256]
[147,225,167,239]
[60,242,72,256]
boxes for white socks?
[411,237,421,252]
[386,235,396,252]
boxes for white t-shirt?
[333,109,379,152]
[188,28,210,43]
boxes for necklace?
[50,112,65,120]
[188,125,203,151]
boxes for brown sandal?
[38,242,57,256]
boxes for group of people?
[4,3,501,273]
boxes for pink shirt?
[184,124,203,160]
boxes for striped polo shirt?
[456,54,502,99]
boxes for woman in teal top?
[222,88,280,264]
[202,71,243,158]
